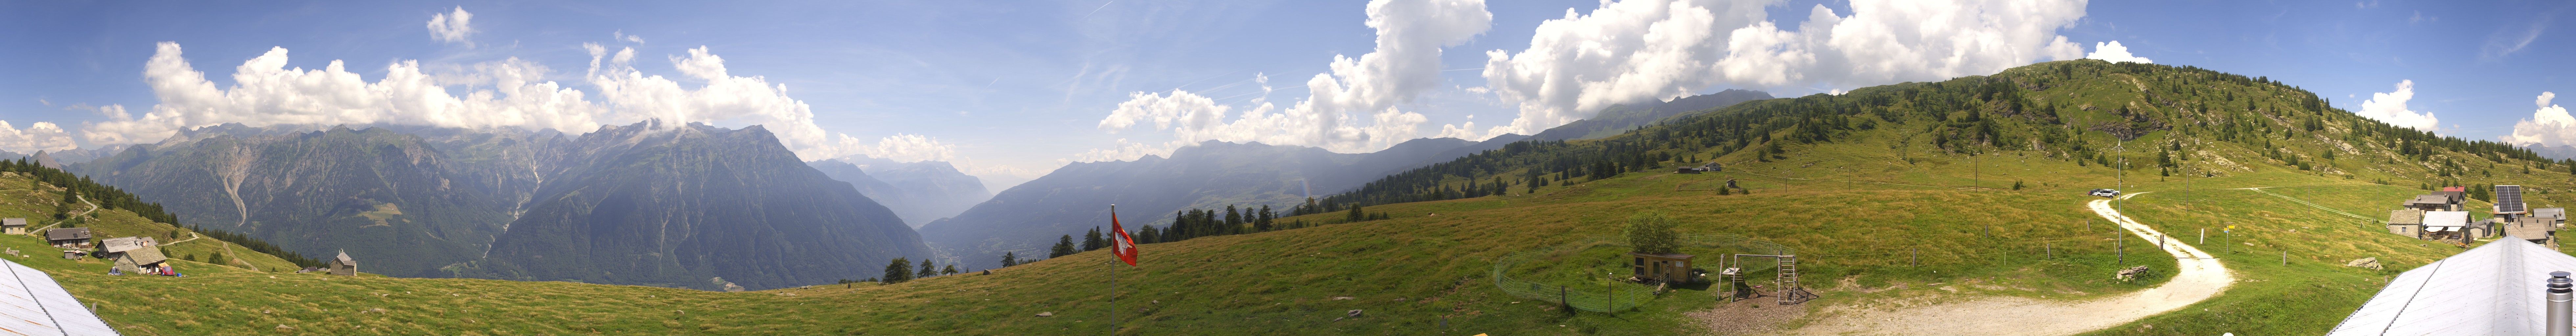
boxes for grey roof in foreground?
[0,258,118,336]
[2327,237,2576,336]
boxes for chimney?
[2551,271,2572,336]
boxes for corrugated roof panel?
[2424,211,2471,227]
[6,262,117,336]
[0,262,61,336]
[2329,238,2576,336]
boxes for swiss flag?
[1111,210,1139,266]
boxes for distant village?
[1,217,357,277]
[2383,185,2564,247]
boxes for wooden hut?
[43,228,90,248]
[1,218,25,235]
[1628,253,1696,283]
[327,250,357,276]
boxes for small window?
[1634,257,1645,266]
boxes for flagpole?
[1109,204,1117,336]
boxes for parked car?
[2089,189,2121,197]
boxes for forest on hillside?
[1314,60,2555,209]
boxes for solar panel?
[2495,185,2527,214]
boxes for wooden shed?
[1,218,24,235]
[327,250,357,276]
[1628,253,1696,284]
[43,228,89,248]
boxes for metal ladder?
[1778,256,1816,304]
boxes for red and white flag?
[1111,210,1138,266]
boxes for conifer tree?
[1081,227,1104,251]
[942,265,958,275]
[1253,205,1275,232]
[1050,235,1077,258]
[918,259,937,278]
[882,258,913,284]
[1000,252,1018,267]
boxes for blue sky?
[1,0,2571,189]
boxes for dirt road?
[1779,192,2235,335]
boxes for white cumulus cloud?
[2355,80,2438,131]
[427,7,475,46]
[0,120,78,154]
[85,42,606,145]
[1477,0,2088,137]
[2509,92,2575,145]
[84,41,905,162]
[859,133,958,163]
[2084,40,2152,63]
[1070,138,1184,162]
[1094,0,1491,154]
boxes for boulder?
[2346,257,2383,270]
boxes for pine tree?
[1081,227,1104,251]
[1050,235,1077,258]
[1000,252,1018,267]
[1253,205,1275,232]
[1225,205,1243,235]
[882,258,913,284]
[1346,204,1365,222]
[918,259,937,278]
[942,265,958,275]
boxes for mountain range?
[811,157,993,227]
[914,91,1766,269]
[69,120,928,290]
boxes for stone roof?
[2406,195,2452,206]
[334,250,356,265]
[0,218,23,227]
[2535,208,2565,220]
[2386,209,2426,225]
[118,246,166,266]
[43,228,87,241]
[99,236,155,253]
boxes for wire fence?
[1490,233,1803,312]
[1490,236,1654,312]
